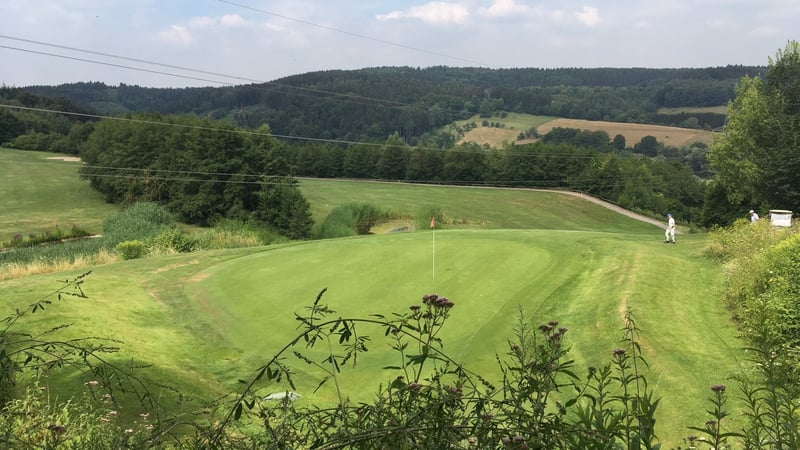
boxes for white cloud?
[220,14,247,27]
[376,2,470,25]
[479,0,529,19]
[156,25,193,46]
[575,6,601,27]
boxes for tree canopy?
[709,40,800,214]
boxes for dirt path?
[543,189,670,230]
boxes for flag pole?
[431,216,436,280]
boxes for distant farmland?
[456,114,715,148]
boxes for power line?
[2,103,662,159]
[1,157,649,189]
[0,43,424,114]
[215,0,490,67]
[0,35,421,110]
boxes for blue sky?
[1,0,798,87]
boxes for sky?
[1,0,798,88]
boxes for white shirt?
[668,216,675,229]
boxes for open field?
[537,118,714,147]
[1,169,745,447]
[0,148,119,242]
[454,113,715,148]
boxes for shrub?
[102,202,177,249]
[147,228,195,254]
[316,203,389,239]
[116,240,145,260]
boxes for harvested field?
[537,118,713,147]
[457,117,714,149]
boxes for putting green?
[184,230,652,396]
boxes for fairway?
[0,148,118,241]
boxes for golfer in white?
[664,213,676,244]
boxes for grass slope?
[299,178,658,235]
[0,148,118,241]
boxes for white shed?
[769,209,793,227]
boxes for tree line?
[79,116,313,239]
[21,66,761,143]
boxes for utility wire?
[0,35,417,110]
[0,43,423,113]
[3,103,683,160]
[215,0,490,67]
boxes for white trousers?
[665,227,675,242]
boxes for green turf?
[0,147,118,241]
[3,231,742,447]
[0,151,744,447]
[299,178,658,235]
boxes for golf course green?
[0,148,744,446]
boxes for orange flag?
[430,216,436,229]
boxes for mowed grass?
[0,156,743,446]
[0,148,118,241]
[299,178,658,235]
[3,230,742,447]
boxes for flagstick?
[432,225,436,280]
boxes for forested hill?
[24,65,763,142]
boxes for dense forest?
[21,65,762,142]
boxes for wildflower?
[107,411,119,417]
[422,294,439,304]
[434,296,454,308]
[84,380,100,387]
[409,305,421,311]
[711,384,726,393]
[613,348,627,356]
[407,382,423,392]
[125,429,134,434]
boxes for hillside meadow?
[453,113,714,148]
[0,148,745,447]
[0,148,118,242]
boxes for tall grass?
[315,202,393,239]
[0,245,116,280]
[102,202,178,249]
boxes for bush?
[116,240,145,260]
[102,202,177,249]
[316,203,389,239]
[147,228,195,254]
